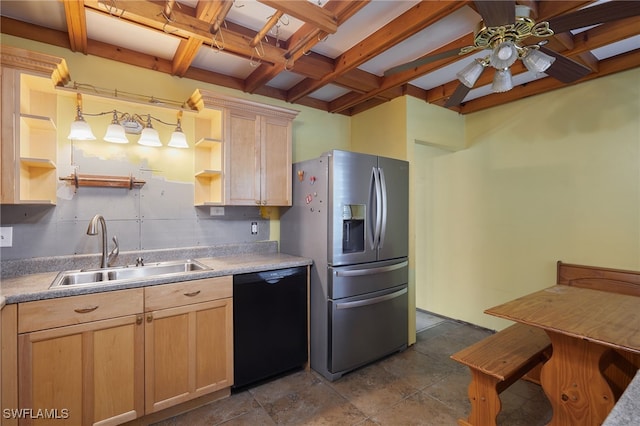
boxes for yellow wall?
[5,35,640,333]
[413,68,640,330]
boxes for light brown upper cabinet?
[1,47,70,205]
[193,90,298,207]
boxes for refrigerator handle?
[378,167,388,249]
[334,260,408,277]
[335,287,407,310]
[371,166,383,249]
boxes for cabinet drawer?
[18,288,144,333]
[144,276,232,311]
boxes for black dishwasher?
[233,266,308,389]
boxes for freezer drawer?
[328,284,408,374]
[329,258,408,299]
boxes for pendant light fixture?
[103,110,129,143]
[66,94,190,148]
[137,115,163,147]
[167,111,188,148]
[67,93,97,140]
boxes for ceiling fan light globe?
[456,60,485,88]
[490,41,518,69]
[68,119,96,140]
[103,123,129,143]
[522,49,556,73]
[492,69,513,93]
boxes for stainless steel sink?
[50,259,209,288]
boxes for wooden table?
[485,285,640,426]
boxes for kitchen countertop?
[1,250,312,304]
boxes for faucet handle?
[108,235,119,267]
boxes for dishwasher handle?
[335,287,407,310]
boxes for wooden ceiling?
[1,0,639,115]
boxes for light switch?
[0,227,13,247]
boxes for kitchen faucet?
[87,214,119,268]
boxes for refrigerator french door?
[281,150,409,381]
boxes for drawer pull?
[184,290,201,297]
[74,305,99,314]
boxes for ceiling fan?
[384,0,640,108]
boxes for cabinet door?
[144,298,233,414]
[18,315,144,426]
[261,115,292,206]
[226,109,260,205]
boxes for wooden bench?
[557,260,640,296]
[557,261,640,399]
[450,322,551,426]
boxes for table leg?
[541,331,615,426]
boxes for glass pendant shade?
[456,59,485,88]
[522,48,556,73]
[490,41,519,69]
[492,68,514,93]
[168,130,188,148]
[138,127,162,147]
[68,119,96,140]
[103,123,128,143]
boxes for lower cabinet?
[144,276,233,414]
[14,276,233,425]
[17,289,145,426]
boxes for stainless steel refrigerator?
[281,150,409,381]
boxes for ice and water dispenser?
[342,204,365,253]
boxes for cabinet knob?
[136,315,143,325]
[146,314,153,323]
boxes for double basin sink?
[50,259,209,288]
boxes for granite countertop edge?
[602,370,640,426]
[1,252,312,305]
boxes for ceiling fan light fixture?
[456,59,485,88]
[492,68,513,93]
[522,48,556,73]
[490,41,519,70]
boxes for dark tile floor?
[153,311,552,425]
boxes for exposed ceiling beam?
[62,0,88,54]
[243,0,368,94]
[258,0,338,34]
[286,1,472,103]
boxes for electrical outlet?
[0,227,13,247]
[210,206,225,216]
[251,222,258,235]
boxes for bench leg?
[461,369,502,426]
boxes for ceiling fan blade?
[539,47,591,84]
[383,48,462,77]
[547,0,640,34]
[474,0,515,27]
[445,83,472,108]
